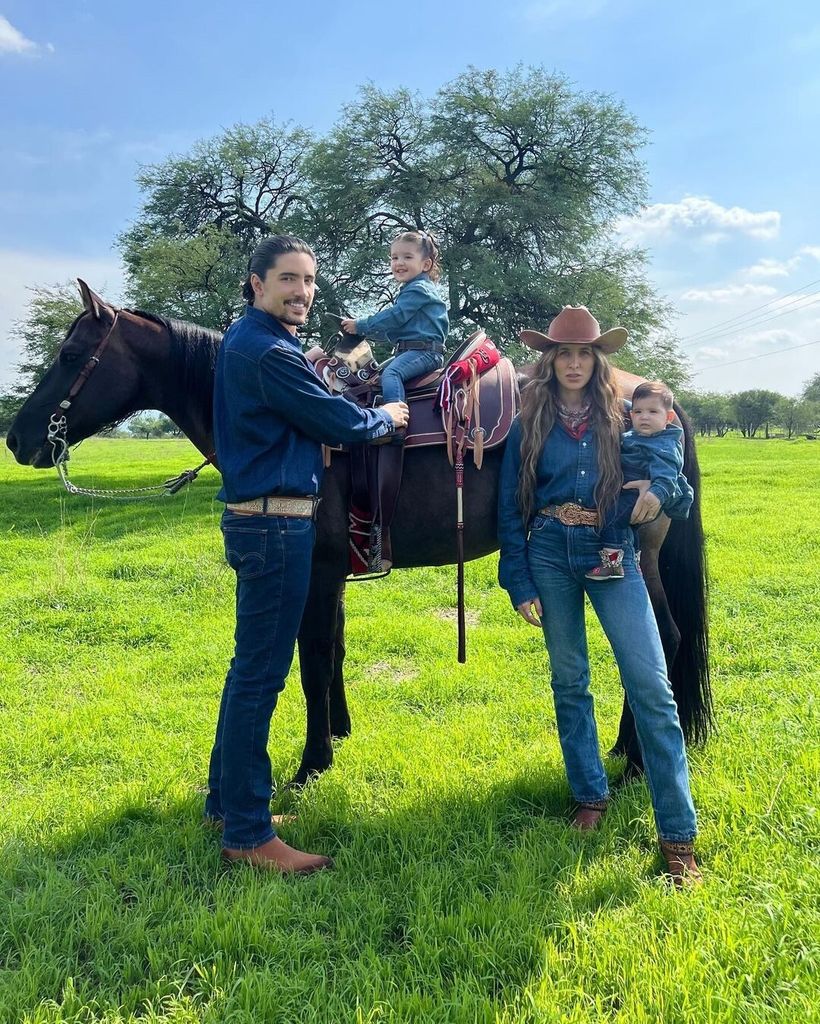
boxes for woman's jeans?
[527,516,697,842]
[381,349,444,404]
[205,511,315,849]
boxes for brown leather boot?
[221,836,333,875]
[571,800,608,831]
[659,839,703,887]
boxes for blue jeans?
[527,516,697,842]
[205,511,315,849]
[381,349,444,404]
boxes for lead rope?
[48,413,214,500]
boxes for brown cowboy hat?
[520,305,628,355]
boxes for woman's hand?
[516,597,543,626]
[624,480,662,524]
[340,318,357,334]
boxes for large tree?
[120,66,686,381]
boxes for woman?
[497,305,701,886]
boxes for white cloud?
[617,195,781,243]
[0,15,47,55]
[680,283,778,304]
[0,249,125,390]
[745,258,795,279]
[743,246,820,279]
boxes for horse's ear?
[77,278,105,320]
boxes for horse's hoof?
[287,763,330,789]
[330,726,352,742]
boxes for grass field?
[1,435,818,1024]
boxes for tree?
[678,391,734,436]
[120,120,314,330]
[9,283,84,398]
[127,413,175,440]
[0,393,23,435]
[120,67,688,382]
[733,390,779,438]
[802,372,820,404]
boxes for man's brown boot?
[571,800,608,831]
[659,839,703,888]
[221,836,333,875]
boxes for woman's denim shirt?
[497,416,600,607]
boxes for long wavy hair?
[516,346,625,524]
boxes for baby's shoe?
[586,548,624,580]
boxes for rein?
[46,307,215,501]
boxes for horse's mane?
[126,309,223,410]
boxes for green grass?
[0,435,818,1024]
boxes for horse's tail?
[660,404,713,745]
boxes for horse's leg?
[329,588,351,739]
[611,515,679,776]
[292,566,345,786]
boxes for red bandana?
[557,400,591,440]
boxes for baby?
[586,381,694,580]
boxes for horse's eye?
[60,350,81,365]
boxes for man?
[205,235,409,873]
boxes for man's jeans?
[206,510,314,849]
[381,349,444,404]
[527,516,697,842]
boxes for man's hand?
[516,597,543,626]
[624,479,662,524]
[382,402,410,430]
[340,318,357,334]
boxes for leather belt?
[538,502,599,527]
[395,340,444,354]
[226,496,319,518]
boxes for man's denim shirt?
[356,273,449,348]
[214,305,393,503]
[497,416,601,608]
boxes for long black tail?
[660,404,713,745]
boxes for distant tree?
[774,396,803,439]
[119,67,688,382]
[9,283,83,397]
[128,413,175,440]
[774,396,819,438]
[733,390,779,438]
[802,372,820,404]
[682,391,734,436]
[0,393,23,434]
[796,399,820,436]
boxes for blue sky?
[1,0,819,395]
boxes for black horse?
[7,282,711,784]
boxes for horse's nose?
[6,431,18,455]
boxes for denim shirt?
[214,305,393,503]
[356,273,449,348]
[497,416,601,608]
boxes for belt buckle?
[557,502,585,526]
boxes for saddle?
[306,330,519,595]
[307,330,518,456]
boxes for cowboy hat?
[520,305,628,356]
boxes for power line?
[678,274,820,344]
[691,337,820,376]
[678,293,820,351]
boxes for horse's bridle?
[47,309,122,467]
[44,306,215,500]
